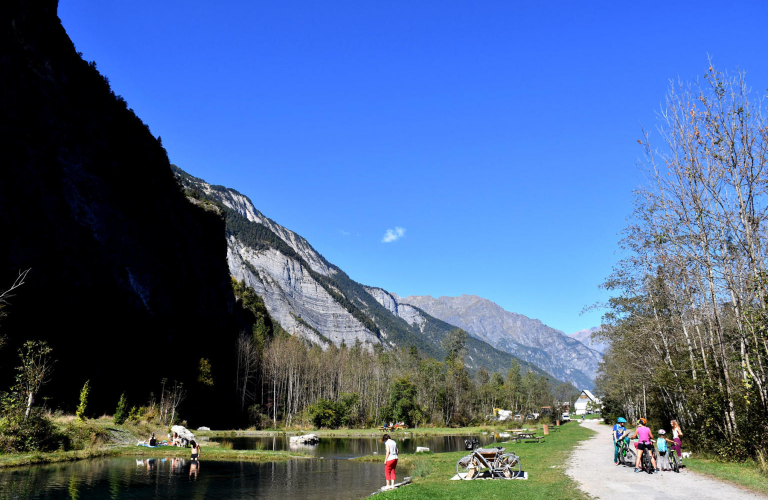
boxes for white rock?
[416,447,430,453]
[171,425,195,445]
[197,426,211,431]
[289,433,319,444]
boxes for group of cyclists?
[611,416,684,473]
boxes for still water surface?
[209,434,497,459]
[1,457,405,500]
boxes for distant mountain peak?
[398,294,602,388]
[569,327,607,354]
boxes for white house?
[573,390,602,415]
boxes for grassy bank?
[686,457,768,496]
[353,422,593,499]
[0,414,308,470]
[0,442,307,469]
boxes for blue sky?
[59,0,768,334]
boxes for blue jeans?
[614,442,620,463]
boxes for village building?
[573,390,601,415]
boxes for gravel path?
[566,419,767,500]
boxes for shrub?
[0,408,66,453]
[114,393,128,425]
[128,406,140,422]
[308,399,343,428]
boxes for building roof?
[579,390,601,404]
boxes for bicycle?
[616,438,635,466]
[456,446,522,480]
[638,443,655,474]
[666,448,680,473]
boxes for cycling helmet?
[617,417,627,423]
[637,418,647,425]
[658,429,666,435]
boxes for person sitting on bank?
[149,433,157,447]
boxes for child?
[612,417,628,465]
[657,430,670,471]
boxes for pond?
[1,457,406,500]
[209,434,498,459]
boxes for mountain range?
[397,295,601,388]
[175,168,601,388]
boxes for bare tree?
[597,61,768,452]
[167,381,187,425]
[16,340,55,421]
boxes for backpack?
[657,437,667,452]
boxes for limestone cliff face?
[176,171,380,348]
[398,294,601,388]
[227,238,378,347]
[364,287,426,332]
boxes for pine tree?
[114,393,128,425]
[76,380,90,421]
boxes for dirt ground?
[566,419,767,500]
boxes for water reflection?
[213,434,496,458]
[0,457,408,500]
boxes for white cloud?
[382,227,406,243]
[339,229,350,236]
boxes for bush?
[308,399,343,428]
[0,408,66,453]
[114,393,128,425]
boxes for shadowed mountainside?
[0,0,248,426]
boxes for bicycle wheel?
[456,455,477,480]
[670,452,679,473]
[499,453,522,478]
[622,446,635,466]
[642,451,653,474]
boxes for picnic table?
[513,432,544,443]
[377,425,409,431]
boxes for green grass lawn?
[355,421,593,500]
[686,457,768,496]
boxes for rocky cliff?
[174,169,556,379]
[398,294,601,388]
